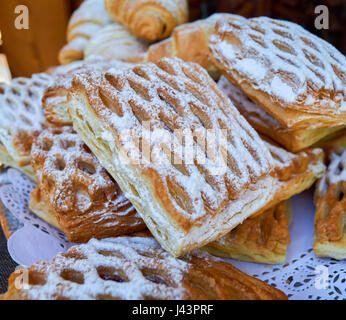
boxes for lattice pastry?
[205,141,325,262]
[58,0,112,65]
[69,57,276,256]
[0,237,288,300]
[30,127,146,243]
[218,76,345,152]
[84,23,149,63]
[43,57,133,126]
[104,0,189,42]
[0,73,54,180]
[209,17,346,130]
[314,149,346,260]
[255,139,325,215]
[205,200,292,264]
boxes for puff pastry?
[314,149,346,260]
[84,23,149,63]
[204,200,292,264]
[209,17,346,131]
[146,13,245,79]
[0,237,288,300]
[218,76,346,152]
[104,0,189,42]
[205,141,325,262]
[68,57,276,256]
[30,127,146,243]
[58,0,112,65]
[0,73,53,180]
[314,129,346,160]
[43,57,132,126]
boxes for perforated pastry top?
[0,237,288,300]
[0,73,53,165]
[70,57,274,231]
[31,127,145,242]
[43,57,133,125]
[209,17,346,129]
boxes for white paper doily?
[0,169,345,300]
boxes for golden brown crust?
[218,76,346,152]
[30,127,146,243]
[313,129,346,160]
[0,237,288,300]
[68,57,275,256]
[42,58,133,126]
[147,13,245,78]
[104,0,189,42]
[58,0,112,64]
[206,141,325,263]
[0,73,53,179]
[209,17,346,130]
[314,149,346,260]
[204,200,291,264]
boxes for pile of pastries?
[0,0,345,300]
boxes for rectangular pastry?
[209,17,346,131]
[0,236,288,300]
[218,76,345,152]
[43,57,133,126]
[314,149,346,260]
[30,126,146,243]
[205,140,325,263]
[68,57,276,256]
[0,73,53,180]
[204,200,292,264]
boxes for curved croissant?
[84,23,149,63]
[145,13,245,78]
[59,0,112,64]
[104,0,189,42]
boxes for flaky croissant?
[84,23,149,63]
[104,0,189,42]
[59,0,112,64]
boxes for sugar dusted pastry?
[256,140,325,214]
[84,23,149,63]
[104,0,189,42]
[0,237,288,300]
[69,57,277,256]
[209,17,346,130]
[314,149,346,260]
[204,200,292,264]
[0,73,54,180]
[218,76,345,152]
[58,0,112,65]
[205,141,325,263]
[30,127,146,243]
[146,13,245,79]
[43,57,132,126]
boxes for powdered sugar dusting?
[318,149,346,197]
[210,17,346,112]
[31,127,144,240]
[71,57,274,226]
[0,73,53,164]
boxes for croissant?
[84,23,149,63]
[59,0,112,64]
[104,0,189,42]
[145,13,245,78]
